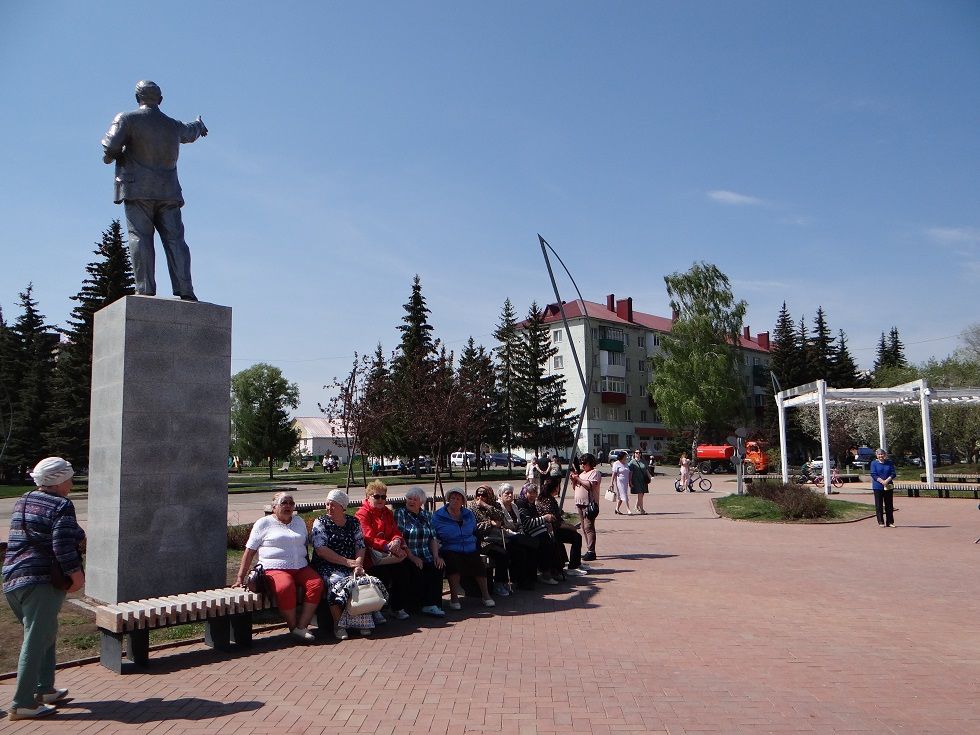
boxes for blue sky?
[1,1,977,415]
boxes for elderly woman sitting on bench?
[431,487,494,610]
[235,491,323,642]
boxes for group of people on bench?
[234,456,603,642]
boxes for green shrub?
[747,482,830,520]
[227,522,253,550]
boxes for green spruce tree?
[810,307,835,380]
[5,285,56,478]
[44,221,135,467]
[828,329,861,387]
[513,302,575,453]
[492,298,521,458]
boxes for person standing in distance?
[102,80,208,301]
[869,448,897,527]
[611,450,632,515]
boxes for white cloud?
[925,226,980,245]
[707,189,765,206]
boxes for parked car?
[487,452,527,467]
[450,451,478,467]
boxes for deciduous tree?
[231,363,300,479]
[650,262,747,447]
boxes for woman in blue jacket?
[431,488,494,609]
[870,449,897,527]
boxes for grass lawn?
[714,493,875,523]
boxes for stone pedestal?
[86,296,232,604]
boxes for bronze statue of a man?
[102,81,208,301]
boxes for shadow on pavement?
[56,697,263,722]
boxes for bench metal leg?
[127,628,150,666]
[204,615,231,650]
[230,612,253,647]
[99,630,125,674]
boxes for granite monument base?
[86,296,232,604]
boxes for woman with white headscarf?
[2,457,86,721]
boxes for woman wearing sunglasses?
[355,480,411,621]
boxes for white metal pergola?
[775,378,980,494]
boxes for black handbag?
[244,563,267,594]
[585,500,600,520]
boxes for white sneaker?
[290,627,315,642]
[36,688,69,704]
[493,583,511,597]
[483,598,496,608]
[393,609,410,620]
[334,626,349,641]
[577,563,594,572]
[421,605,446,617]
[566,567,588,576]
[9,704,56,721]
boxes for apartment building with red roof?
[528,294,771,459]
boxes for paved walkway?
[2,477,978,734]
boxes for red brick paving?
[2,477,978,734]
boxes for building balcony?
[600,363,626,379]
[598,338,624,353]
[601,391,627,405]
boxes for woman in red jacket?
[355,480,411,621]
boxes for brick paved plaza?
[2,478,977,734]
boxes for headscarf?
[326,489,350,508]
[30,457,74,487]
[445,487,466,503]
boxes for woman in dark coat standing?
[2,457,86,721]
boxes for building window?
[624,333,630,346]
[648,333,660,348]
[607,351,625,366]
[640,410,647,422]
[600,326,624,342]
[600,376,625,393]
[593,433,601,448]
[626,436,634,449]
[591,327,599,341]
[553,356,564,370]
[627,383,632,396]
[590,407,599,419]
[606,408,618,421]
[624,409,632,421]
[626,358,631,371]
[552,330,562,343]
[639,385,646,397]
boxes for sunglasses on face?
[371,494,386,500]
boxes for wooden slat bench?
[918,474,980,484]
[896,482,980,499]
[94,587,274,673]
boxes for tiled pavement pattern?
[2,479,977,734]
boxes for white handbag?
[347,575,386,615]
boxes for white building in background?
[290,417,352,461]
[529,294,771,459]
